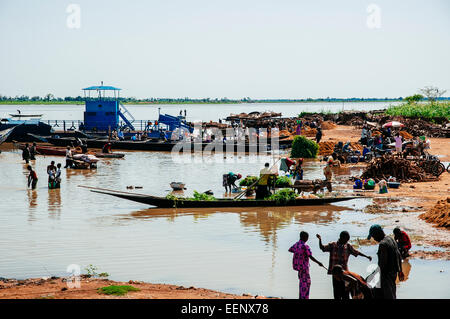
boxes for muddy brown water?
[0,145,448,298]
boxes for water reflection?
[26,189,38,222]
[397,259,412,283]
[123,205,349,242]
[48,188,61,219]
[65,168,97,179]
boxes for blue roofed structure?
[82,82,135,131]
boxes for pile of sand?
[419,198,450,228]
[321,121,337,130]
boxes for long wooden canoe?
[83,187,359,208]
[15,143,81,156]
[0,126,16,145]
[41,136,293,152]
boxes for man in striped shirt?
[317,231,372,300]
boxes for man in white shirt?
[64,146,73,168]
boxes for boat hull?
[43,136,292,152]
[88,188,359,208]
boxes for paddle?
[233,158,281,200]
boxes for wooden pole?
[234,157,281,200]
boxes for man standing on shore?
[289,231,324,299]
[367,224,404,299]
[316,231,372,299]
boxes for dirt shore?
[0,277,269,299]
[323,125,450,256]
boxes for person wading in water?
[316,231,372,300]
[367,224,404,299]
[27,165,38,190]
[289,231,324,299]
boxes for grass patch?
[97,285,140,296]
[384,101,450,119]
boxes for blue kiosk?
[81,83,193,140]
[82,84,135,131]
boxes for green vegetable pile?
[275,176,292,187]
[191,190,216,201]
[265,188,297,204]
[239,175,258,186]
[165,191,216,201]
[291,135,319,158]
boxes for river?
[0,143,448,299]
[0,101,402,124]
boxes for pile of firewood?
[361,156,438,182]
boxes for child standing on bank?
[289,231,325,299]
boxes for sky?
[0,0,449,99]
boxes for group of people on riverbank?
[289,225,411,299]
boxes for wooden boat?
[15,143,81,156]
[9,113,43,118]
[83,187,360,208]
[170,182,185,191]
[38,135,293,152]
[0,126,16,145]
[94,152,125,158]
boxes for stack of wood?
[317,141,363,156]
[302,126,317,137]
[361,156,438,182]
[318,142,336,156]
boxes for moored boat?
[39,135,292,152]
[83,187,360,208]
[0,126,17,145]
[15,143,81,156]
[94,152,125,158]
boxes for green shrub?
[239,175,258,186]
[385,101,450,119]
[275,176,292,187]
[291,135,319,158]
[266,188,297,204]
[97,285,140,296]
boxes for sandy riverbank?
[0,277,270,299]
[323,125,450,257]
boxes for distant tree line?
[1,93,448,103]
